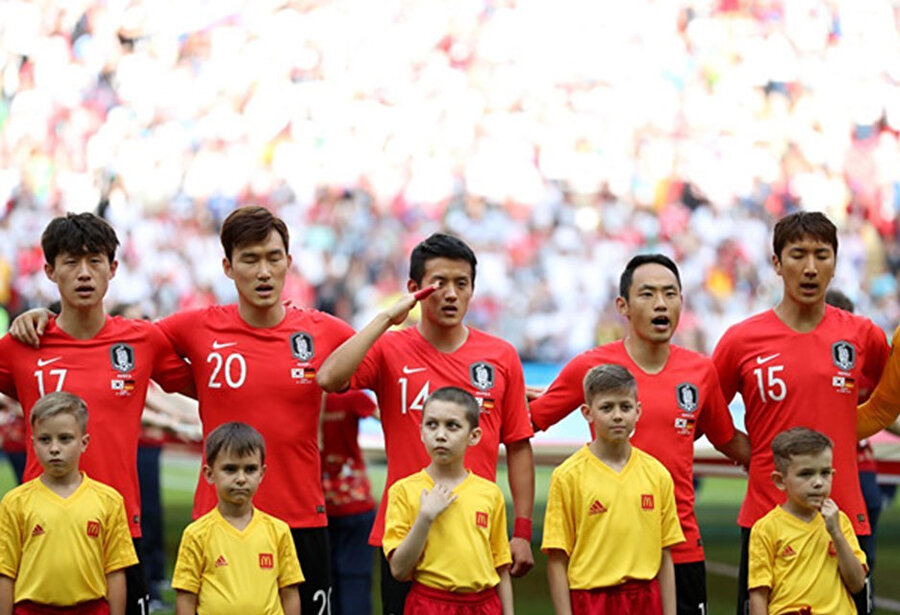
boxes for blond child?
[542,364,683,615]
[0,392,137,615]
[383,387,513,615]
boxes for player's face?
[773,236,835,309]
[774,448,834,514]
[410,258,473,329]
[204,448,266,507]
[420,400,481,465]
[223,230,292,312]
[32,413,89,480]
[44,252,117,310]
[616,263,682,345]
[582,390,640,445]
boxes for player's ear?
[203,464,214,484]
[468,426,483,447]
[580,403,592,421]
[771,253,782,275]
[259,463,267,482]
[615,295,628,317]
[80,433,90,452]
[108,259,118,278]
[634,401,642,422]
[407,278,419,294]
[44,262,57,282]
[771,470,786,491]
[222,257,234,279]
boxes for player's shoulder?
[182,508,220,538]
[254,509,292,534]
[0,477,41,507]
[83,475,125,501]
[283,305,350,329]
[466,327,516,352]
[466,471,502,494]
[720,310,777,341]
[552,446,593,480]
[825,305,879,335]
[631,446,671,477]
[389,469,428,495]
[668,344,715,370]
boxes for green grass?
[3,454,900,614]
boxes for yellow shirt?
[383,470,511,592]
[172,507,304,615]
[0,474,138,606]
[749,505,864,615]
[541,445,684,590]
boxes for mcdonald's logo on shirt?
[259,553,274,569]
[641,494,655,510]
[86,521,101,538]
[475,511,489,528]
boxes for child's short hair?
[771,427,833,474]
[30,392,89,433]
[424,386,480,429]
[205,422,267,465]
[583,364,637,405]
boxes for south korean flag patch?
[469,362,495,391]
[109,343,135,373]
[290,332,314,361]
[831,341,856,371]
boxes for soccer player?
[0,213,193,615]
[384,387,513,615]
[317,233,535,614]
[712,211,889,615]
[172,422,303,615]
[530,253,749,615]
[748,427,866,615]
[0,392,138,615]
[542,364,683,615]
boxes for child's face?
[32,413,89,480]
[420,400,482,464]
[774,448,834,512]
[582,389,640,444]
[204,448,266,507]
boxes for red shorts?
[571,579,662,615]
[14,599,109,615]
[403,582,501,615]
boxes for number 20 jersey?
[712,306,888,534]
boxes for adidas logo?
[32,524,44,537]
[781,545,796,557]
[589,500,607,515]
[215,555,228,567]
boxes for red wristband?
[513,518,532,541]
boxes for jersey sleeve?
[349,336,386,393]
[102,492,139,574]
[490,488,512,569]
[659,468,684,549]
[858,325,898,439]
[382,482,414,560]
[696,364,737,448]
[348,390,377,419]
[747,520,774,591]
[498,345,533,444]
[0,336,19,399]
[712,327,741,404]
[540,469,576,556]
[0,492,23,579]
[276,523,305,588]
[154,311,194,357]
[531,353,593,432]
[171,525,204,594]
[148,324,193,394]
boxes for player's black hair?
[824,289,854,313]
[30,391,89,433]
[583,364,638,406]
[423,386,481,429]
[771,427,833,474]
[409,233,477,287]
[618,254,682,299]
[41,212,119,266]
[772,212,838,261]
[220,206,290,261]
[205,421,267,465]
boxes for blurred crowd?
[2,0,900,361]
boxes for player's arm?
[316,287,434,392]
[748,586,770,615]
[175,590,199,615]
[529,356,590,431]
[505,438,535,577]
[106,569,127,615]
[388,485,456,581]
[858,331,900,438]
[821,500,866,593]
[279,584,300,615]
[657,547,676,615]
[546,549,572,615]
[7,308,54,348]
[496,565,514,615]
[713,430,750,467]
[0,575,13,615]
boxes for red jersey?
[712,306,888,534]
[321,390,377,517]
[351,326,533,546]
[0,316,192,536]
[157,304,354,529]
[531,340,736,564]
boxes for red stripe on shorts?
[571,578,662,615]
[14,599,109,615]
[404,582,501,615]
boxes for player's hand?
[525,386,545,402]
[419,485,457,522]
[821,498,841,535]
[384,285,438,326]
[9,308,52,348]
[508,537,534,577]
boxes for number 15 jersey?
[712,306,888,534]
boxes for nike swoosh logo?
[756,353,781,365]
[402,366,426,374]
[37,357,62,367]
[212,341,237,349]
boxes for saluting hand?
[419,484,457,522]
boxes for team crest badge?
[831,341,856,371]
[676,383,699,413]
[109,344,135,373]
[469,362,495,391]
[290,332,314,361]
